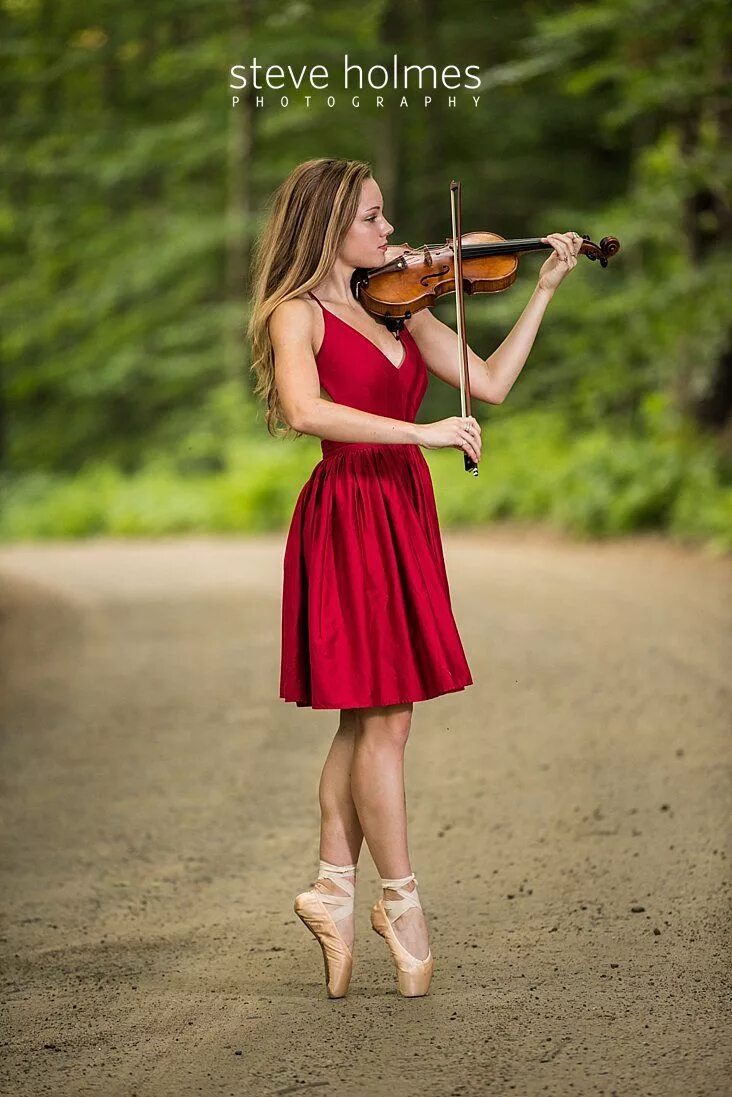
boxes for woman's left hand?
[537,231,583,292]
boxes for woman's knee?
[337,708,359,738]
[355,703,413,749]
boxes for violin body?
[353,231,620,334]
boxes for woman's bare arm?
[270,299,420,443]
[407,282,556,404]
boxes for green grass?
[2,406,730,553]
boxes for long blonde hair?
[247,158,373,437]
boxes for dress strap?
[308,290,324,310]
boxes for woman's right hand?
[417,416,482,464]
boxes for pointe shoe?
[370,872,434,997]
[294,859,356,999]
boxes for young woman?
[248,157,581,999]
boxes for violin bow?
[449,180,479,477]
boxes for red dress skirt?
[279,292,473,710]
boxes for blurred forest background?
[1,0,731,549]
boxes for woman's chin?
[355,250,388,269]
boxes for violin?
[351,183,620,476]
[352,230,620,334]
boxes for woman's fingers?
[542,232,572,262]
[457,417,481,461]
[446,416,481,461]
[541,232,581,271]
[458,432,478,461]
[569,231,583,255]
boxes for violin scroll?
[579,235,621,268]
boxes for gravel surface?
[1,529,730,1097]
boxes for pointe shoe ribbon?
[294,859,356,999]
[371,872,434,997]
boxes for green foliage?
[2,406,729,553]
[429,399,731,552]
[0,0,730,548]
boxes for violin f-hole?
[420,264,451,289]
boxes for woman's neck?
[312,260,357,306]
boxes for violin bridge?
[422,245,433,266]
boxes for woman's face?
[340,177,394,268]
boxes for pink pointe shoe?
[294,859,356,999]
[371,872,434,997]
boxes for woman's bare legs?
[349,703,430,961]
[314,702,430,960]
[312,708,363,951]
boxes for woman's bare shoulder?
[270,294,314,316]
[269,296,320,354]
[269,296,315,328]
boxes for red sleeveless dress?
[279,291,473,710]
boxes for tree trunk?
[226,0,256,379]
[680,97,732,433]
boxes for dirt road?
[1,529,730,1096]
